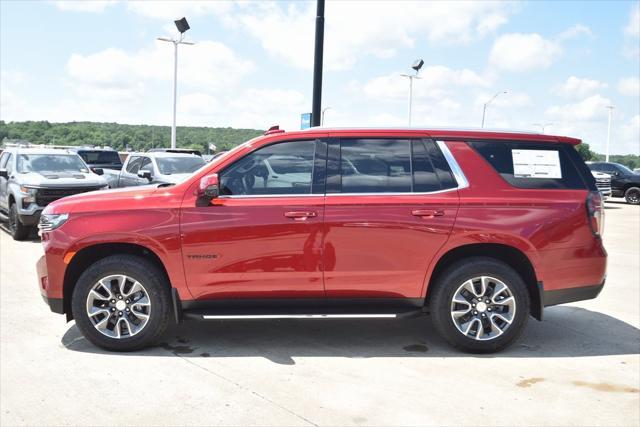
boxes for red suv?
[36,128,607,353]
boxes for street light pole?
[400,59,424,126]
[321,107,332,126]
[158,17,194,149]
[532,122,553,133]
[481,90,508,128]
[605,105,614,162]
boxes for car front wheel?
[429,257,530,353]
[8,203,31,240]
[72,255,172,351]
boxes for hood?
[43,184,178,215]
[19,171,107,187]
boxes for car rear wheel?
[624,186,640,205]
[429,257,530,353]
[72,255,171,351]
[8,203,31,241]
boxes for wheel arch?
[425,243,543,320]
[62,242,172,321]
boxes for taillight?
[586,191,604,237]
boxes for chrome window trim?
[216,140,469,199]
[436,140,469,190]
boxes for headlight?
[19,186,38,203]
[38,213,69,232]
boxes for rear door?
[322,138,460,299]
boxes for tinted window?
[220,140,316,196]
[156,157,205,174]
[470,141,587,189]
[426,141,457,189]
[340,139,412,193]
[78,150,122,165]
[126,156,143,174]
[17,154,88,173]
[140,157,153,172]
[411,140,440,192]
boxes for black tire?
[624,186,640,205]
[72,255,172,351]
[8,203,31,241]
[429,257,530,353]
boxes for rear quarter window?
[469,141,592,190]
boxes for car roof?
[264,127,582,145]
[3,147,79,155]
[128,152,203,158]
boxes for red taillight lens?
[587,191,604,237]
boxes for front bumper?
[36,254,64,314]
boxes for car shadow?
[0,224,41,242]
[61,306,640,364]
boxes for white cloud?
[553,76,608,98]
[127,1,231,20]
[237,1,513,70]
[53,1,117,13]
[489,33,562,72]
[557,24,593,41]
[545,95,612,122]
[618,77,640,96]
[475,91,531,108]
[625,3,640,37]
[620,115,640,155]
[361,66,489,101]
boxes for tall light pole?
[400,59,424,126]
[321,107,332,125]
[158,17,194,149]
[532,122,553,133]
[605,105,614,162]
[481,90,508,128]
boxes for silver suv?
[0,147,108,240]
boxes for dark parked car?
[70,148,123,172]
[587,162,640,204]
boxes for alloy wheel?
[450,276,516,341]
[86,274,151,339]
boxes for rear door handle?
[412,209,445,218]
[284,211,317,220]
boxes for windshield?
[78,150,122,165]
[615,163,635,174]
[156,156,205,175]
[17,154,89,173]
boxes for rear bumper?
[543,282,604,307]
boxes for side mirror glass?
[197,174,220,205]
[0,169,8,179]
[138,170,152,180]
[93,168,104,176]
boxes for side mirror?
[0,169,8,179]
[138,170,152,180]
[197,174,220,205]
[93,168,104,176]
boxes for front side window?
[0,153,9,169]
[156,157,205,175]
[17,154,88,173]
[140,158,153,172]
[126,156,143,174]
[4,154,13,174]
[340,139,412,193]
[220,140,316,196]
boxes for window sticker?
[511,149,562,179]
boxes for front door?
[322,138,459,299]
[180,139,327,300]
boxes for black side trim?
[182,297,424,312]
[543,283,604,307]
[171,288,183,324]
[43,296,64,314]
[531,281,544,321]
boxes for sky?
[1,0,639,155]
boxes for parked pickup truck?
[0,147,108,240]
[103,152,205,188]
[70,148,123,172]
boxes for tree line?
[1,120,638,169]
[0,121,263,153]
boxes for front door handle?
[284,211,317,221]
[412,209,445,218]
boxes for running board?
[199,313,398,320]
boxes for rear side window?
[469,141,588,190]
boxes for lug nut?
[118,311,123,316]
[125,299,130,304]
[118,295,123,300]
[472,303,476,307]
[482,313,486,317]
[473,310,478,315]
[110,299,116,304]
[110,307,115,312]
[125,308,130,312]
[488,308,492,312]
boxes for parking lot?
[0,201,638,426]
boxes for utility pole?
[605,105,614,162]
[400,59,424,126]
[311,0,325,127]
